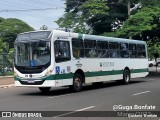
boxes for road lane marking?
[76,106,95,111]
[48,93,73,98]
[133,91,150,96]
[54,106,95,118]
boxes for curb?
[0,84,15,88]
[0,76,13,79]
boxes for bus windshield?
[15,41,50,67]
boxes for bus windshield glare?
[14,31,52,74]
[15,41,50,67]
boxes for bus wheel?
[122,69,130,84]
[39,87,51,93]
[70,73,83,92]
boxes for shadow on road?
[19,80,145,97]
[148,72,160,77]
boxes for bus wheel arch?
[70,69,85,92]
[74,69,85,83]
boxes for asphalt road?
[0,73,160,120]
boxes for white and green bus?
[14,29,149,92]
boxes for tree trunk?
[129,36,132,39]
[128,0,131,17]
[128,0,131,39]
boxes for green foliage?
[0,17,5,22]
[0,38,6,53]
[56,0,110,34]
[65,0,87,13]
[141,0,160,7]
[113,7,160,39]
[118,0,140,7]
[147,41,160,59]
[0,18,34,54]
[0,18,34,43]
[104,6,160,58]
[80,0,109,16]
[56,12,90,33]
[40,25,48,30]
[57,0,160,58]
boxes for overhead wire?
[0,7,64,12]
[25,0,62,8]
[0,0,64,12]
[0,0,42,9]
[0,0,65,29]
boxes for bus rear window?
[137,44,146,58]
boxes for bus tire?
[70,73,83,92]
[122,69,130,84]
[149,63,153,67]
[39,87,51,93]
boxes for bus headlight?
[14,70,18,77]
[45,69,53,76]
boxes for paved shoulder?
[0,76,14,87]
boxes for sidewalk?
[0,76,15,88]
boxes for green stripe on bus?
[14,68,148,81]
[131,68,149,73]
[53,73,74,80]
[85,70,123,77]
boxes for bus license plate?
[28,80,35,83]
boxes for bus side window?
[97,41,109,58]
[109,42,119,58]
[54,40,71,62]
[129,44,137,58]
[120,43,129,58]
[72,38,84,58]
[137,44,146,58]
[84,40,97,58]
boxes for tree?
[40,25,48,30]
[92,0,128,34]
[0,38,7,53]
[118,0,140,16]
[57,0,145,34]
[140,0,160,7]
[0,18,34,53]
[0,17,5,23]
[103,6,160,58]
[56,12,90,33]
[0,18,34,43]
[147,41,160,59]
[110,7,160,41]
[56,0,89,33]
[56,0,110,34]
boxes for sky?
[0,0,65,30]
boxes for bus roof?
[17,29,146,45]
[82,34,146,44]
[51,30,146,45]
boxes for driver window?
[54,40,71,62]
